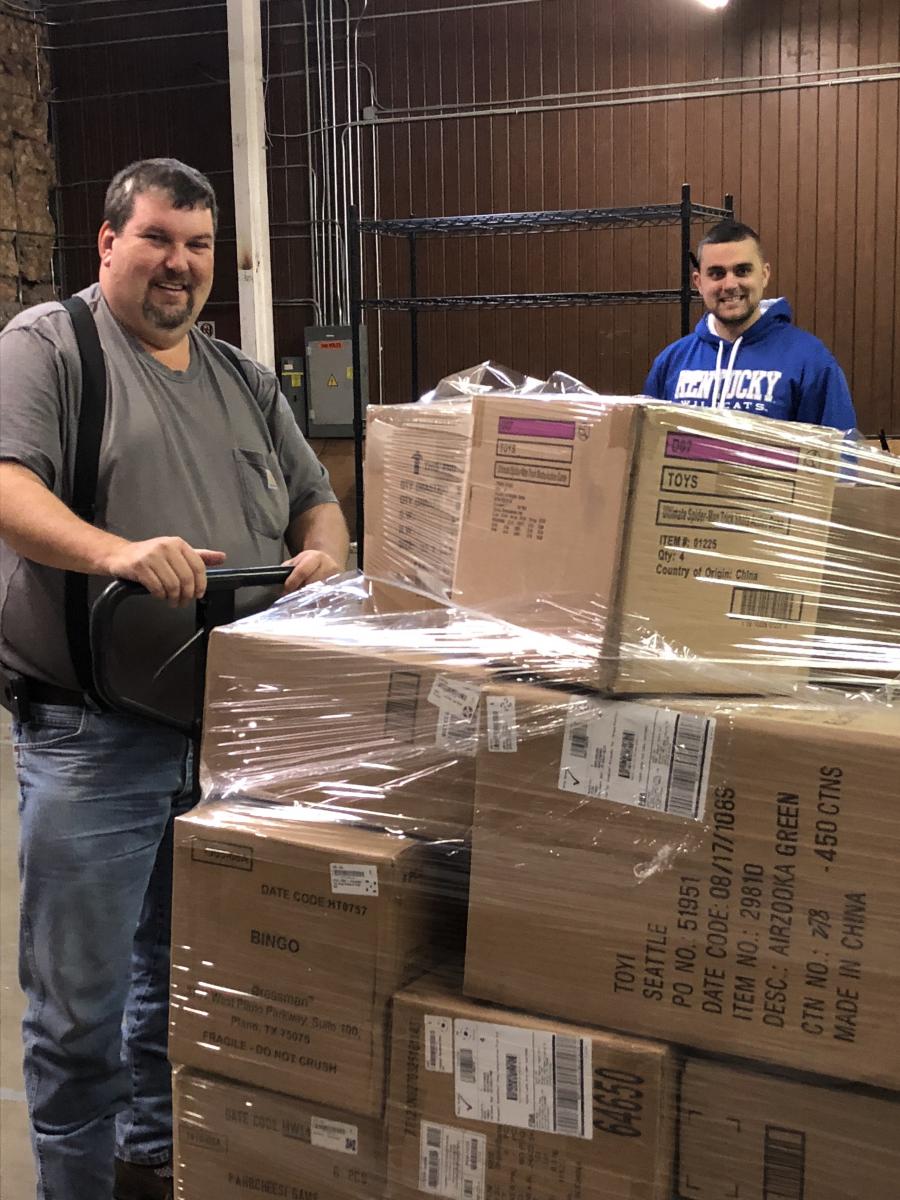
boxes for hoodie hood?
[695,296,793,346]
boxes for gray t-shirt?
[0,283,337,720]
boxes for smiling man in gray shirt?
[0,159,348,1200]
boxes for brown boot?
[113,1157,174,1200]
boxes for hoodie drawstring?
[709,329,743,409]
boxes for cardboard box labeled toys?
[679,1058,900,1200]
[812,480,900,685]
[170,803,467,1115]
[366,395,840,693]
[174,1067,386,1199]
[388,975,676,1200]
[464,683,900,1089]
[454,398,840,693]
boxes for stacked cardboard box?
[171,379,899,1197]
[679,1057,900,1200]
[170,586,478,1197]
[170,804,467,1114]
[367,393,842,692]
[388,974,677,1200]
[363,383,898,1197]
[464,685,900,1089]
[173,1066,387,1200]
[198,594,586,837]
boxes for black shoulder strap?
[62,296,107,698]
[212,337,279,444]
[213,337,244,379]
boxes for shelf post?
[680,183,692,337]
[725,192,734,220]
[408,232,419,403]
[349,205,365,563]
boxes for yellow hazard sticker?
[327,375,338,388]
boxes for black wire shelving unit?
[348,183,734,555]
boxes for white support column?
[226,0,275,368]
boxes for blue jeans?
[13,702,194,1200]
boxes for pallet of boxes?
[170,364,900,1200]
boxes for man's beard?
[716,296,757,326]
[143,287,195,330]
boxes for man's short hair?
[103,159,218,233]
[696,219,764,264]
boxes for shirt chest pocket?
[233,447,291,540]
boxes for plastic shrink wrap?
[171,366,899,1199]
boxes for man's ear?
[98,221,115,267]
[691,268,701,292]
[761,261,771,289]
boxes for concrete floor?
[0,712,35,1197]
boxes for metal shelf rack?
[348,183,734,554]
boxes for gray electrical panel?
[303,324,368,438]
[279,357,307,435]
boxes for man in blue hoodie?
[644,220,857,431]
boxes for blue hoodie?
[644,298,857,431]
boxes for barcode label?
[454,1019,592,1140]
[665,714,711,819]
[329,864,378,896]
[617,729,636,779]
[309,1116,358,1155]
[568,724,589,758]
[552,1035,585,1137]
[559,700,714,822]
[763,1125,806,1199]
[487,694,517,753]
[425,1015,453,1074]
[384,670,420,742]
[419,1123,486,1199]
[458,1047,476,1084]
[730,587,805,622]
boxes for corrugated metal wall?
[45,0,899,433]
[365,0,900,432]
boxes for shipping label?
[559,699,714,820]
[309,1116,358,1155]
[454,1019,593,1139]
[429,675,480,756]
[419,1121,486,1199]
[486,695,517,753]
[329,864,379,896]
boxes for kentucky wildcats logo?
[674,369,783,404]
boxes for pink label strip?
[498,416,577,440]
[665,432,799,472]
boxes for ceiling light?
[697,0,730,9]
